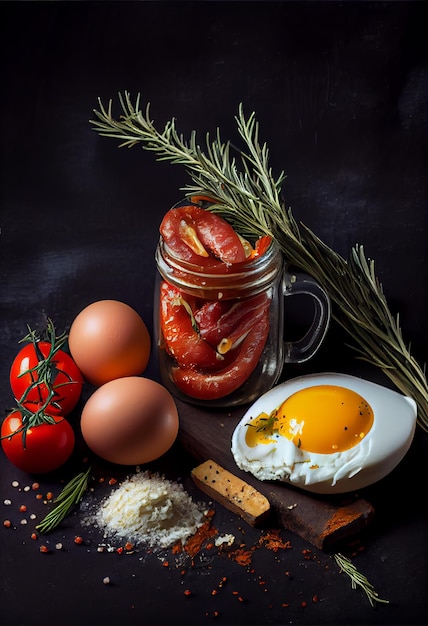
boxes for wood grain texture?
[176,399,375,550]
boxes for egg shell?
[231,372,417,494]
[80,376,179,465]
[68,300,151,386]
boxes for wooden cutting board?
[176,399,375,551]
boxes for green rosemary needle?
[36,466,91,533]
[334,552,389,608]
[90,92,428,430]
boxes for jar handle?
[282,270,331,363]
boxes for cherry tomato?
[10,333,83,416]
[1,410,75,474]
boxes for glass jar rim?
[158,236,281,275]
[155,236,283,300]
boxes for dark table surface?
[1,2,427,626]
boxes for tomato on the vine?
[10,321,83,416]
[1,410,75,474]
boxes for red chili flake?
[162,561,169,568]
[211,589,218,596]
[301,601,307,608]
[108,478,117,485]
[116,546,123,554]
[172,542,182,555]
[74,536,84,545]
[39,545,49,553]
[31,482,40,490]
[312,595,319,603]
[3,520,12,528]
[232,591,239,596]
[98,477,105,483]
[206,542,214,550]
[35,494,43,500]
[46,492,53,501]
[19,505,27,513]
[183,589,192,597]
[282,603,290,608]
[124,542,133,551]
[228,547,254,567]
[183,514,217,559]
[31,532,37,540]
[259,529,292,552]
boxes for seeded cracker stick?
[191,459,271,526]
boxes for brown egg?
[69,300,151,386]
[80,376,179,465]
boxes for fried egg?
[231,373,417,494]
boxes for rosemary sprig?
[36,466,91,533]
[334,552,389,608]
[90,92,428,430]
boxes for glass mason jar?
[154,235,330,408]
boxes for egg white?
[231,373,417,494]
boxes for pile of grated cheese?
[88,470,206,549]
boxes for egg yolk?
[245,385,374,453]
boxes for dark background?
[0,2,427,626]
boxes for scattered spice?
[1,469,388,615]
[229,547,254,567]
[259,529,292,552]
[183,512,217,559]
